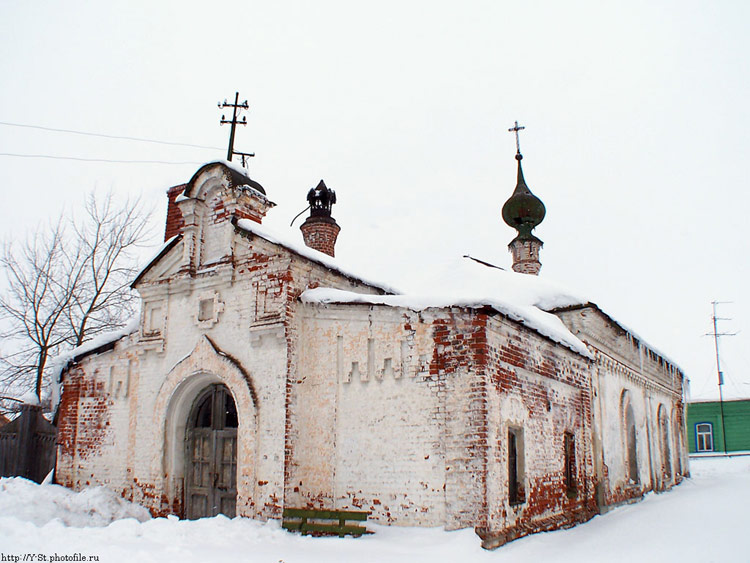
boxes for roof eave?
[130,234,183,289]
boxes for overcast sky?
[1,1,748,400]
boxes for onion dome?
[501,154,546,241]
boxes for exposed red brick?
[164,184,186,241]
[300,220,340,257]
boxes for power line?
[0,152,203,165]
[0,120,223,151]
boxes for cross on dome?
[508,120,525,160]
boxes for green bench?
[282,508,370,537]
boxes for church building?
[55,141,688,548]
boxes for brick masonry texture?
[300,220,340,257]
[164,184,187,241]
[56,163,688,549]
[509,239,542,276]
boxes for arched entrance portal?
[185,384,238,519]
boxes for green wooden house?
[687,399,750,453]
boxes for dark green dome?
[501,156,546,239]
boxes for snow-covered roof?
[71,316,140,362]
[300,255,593,358]
[425,256,682,369]
[400,255,589,311]
[237,219,591,355]
[128,156,681,369]
[235,218,399,294]
[49,316,140,410]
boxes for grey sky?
[1,1,748,400]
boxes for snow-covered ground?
[1,456,747,563]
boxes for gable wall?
[57,221,385,519]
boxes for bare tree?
[66,193,151,348]
[0,219,86,399]
[0,192,152,409]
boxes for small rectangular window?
[696,423,714,452]
[564,432,577,497]
[508,427,525,505]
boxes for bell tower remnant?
[502,121,546,275]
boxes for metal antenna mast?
[707,301,736,453]
[219,92,255,164]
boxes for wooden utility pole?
[708,301,736,453]
[219,92,254,164]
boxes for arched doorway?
[185,384,238,519]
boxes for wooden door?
[185,385,238,519]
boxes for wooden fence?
[0,404,57,483]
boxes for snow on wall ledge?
[300,287,592,358]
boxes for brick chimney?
[300,180,340,257]
[165,184,187,241]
